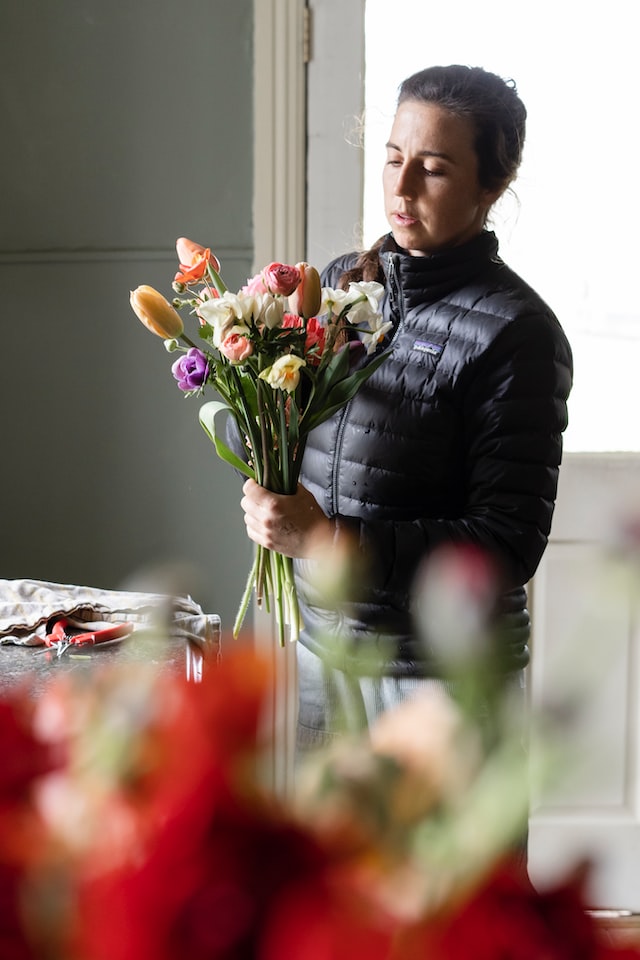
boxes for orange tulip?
[287,262,322,319]
[130,285,184,339]
[175,237,221,285]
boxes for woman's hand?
[240,478,333,558]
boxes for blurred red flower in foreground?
[399,858,640,960]
[70,646,397,960]
[0,692,64,960]
[3,640,640,960]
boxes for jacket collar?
[379,230,501,306]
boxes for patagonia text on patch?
[413,339,443,357]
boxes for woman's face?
[383,100,502,256]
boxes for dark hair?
[398,64,526,194]
[340,65,526,287]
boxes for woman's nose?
[394,164,415,198]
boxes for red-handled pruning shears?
[44,618,135,658]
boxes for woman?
[240,65,573,750]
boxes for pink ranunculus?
[242,272,269,296]
[220,329,254,364]
[262,262,301,297]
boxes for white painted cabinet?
[528,453,640,909]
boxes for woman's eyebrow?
[385,140,453,162]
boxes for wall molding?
[252,0,307,269]
[0,246,252,266]
[0,247,252,266]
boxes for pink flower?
[262,262,301,297]
[242,272,269,296]
[282,313,302,329]
[282,314,326,363]
[303,316,326,361]
[220,328,254,363]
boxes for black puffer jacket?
[295,231,573,676]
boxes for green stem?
[233,547,259,637]
[278,391,290,493]
[256,544,266,608]
[229,366,262,484]
[256,379,271,492]
[273,551,286,647]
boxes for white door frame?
[252,0,366,795]
[251,0,308,795]
[252,0,307,269]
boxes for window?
[363,0,639,452]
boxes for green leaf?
[199,401,255,480]
[301,351,390,432]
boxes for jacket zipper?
[386,252,405,341]
[330,253,406,514]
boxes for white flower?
[320,286,350,317]
[256,292,285,329]
[198,291,255,347]
[259,354,306,392]
[346,280,384,311]
[359,315,393,354]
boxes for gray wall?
[0,0,254,630]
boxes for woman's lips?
[392,212,418,225]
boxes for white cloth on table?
[0,578,219,648]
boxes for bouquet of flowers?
[130,238,391,644]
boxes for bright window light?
[364,0,639,452]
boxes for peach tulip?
[174,237,221,285]
[287,262,322,319]
[130,285,184,339]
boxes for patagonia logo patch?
[413,339,443,357]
